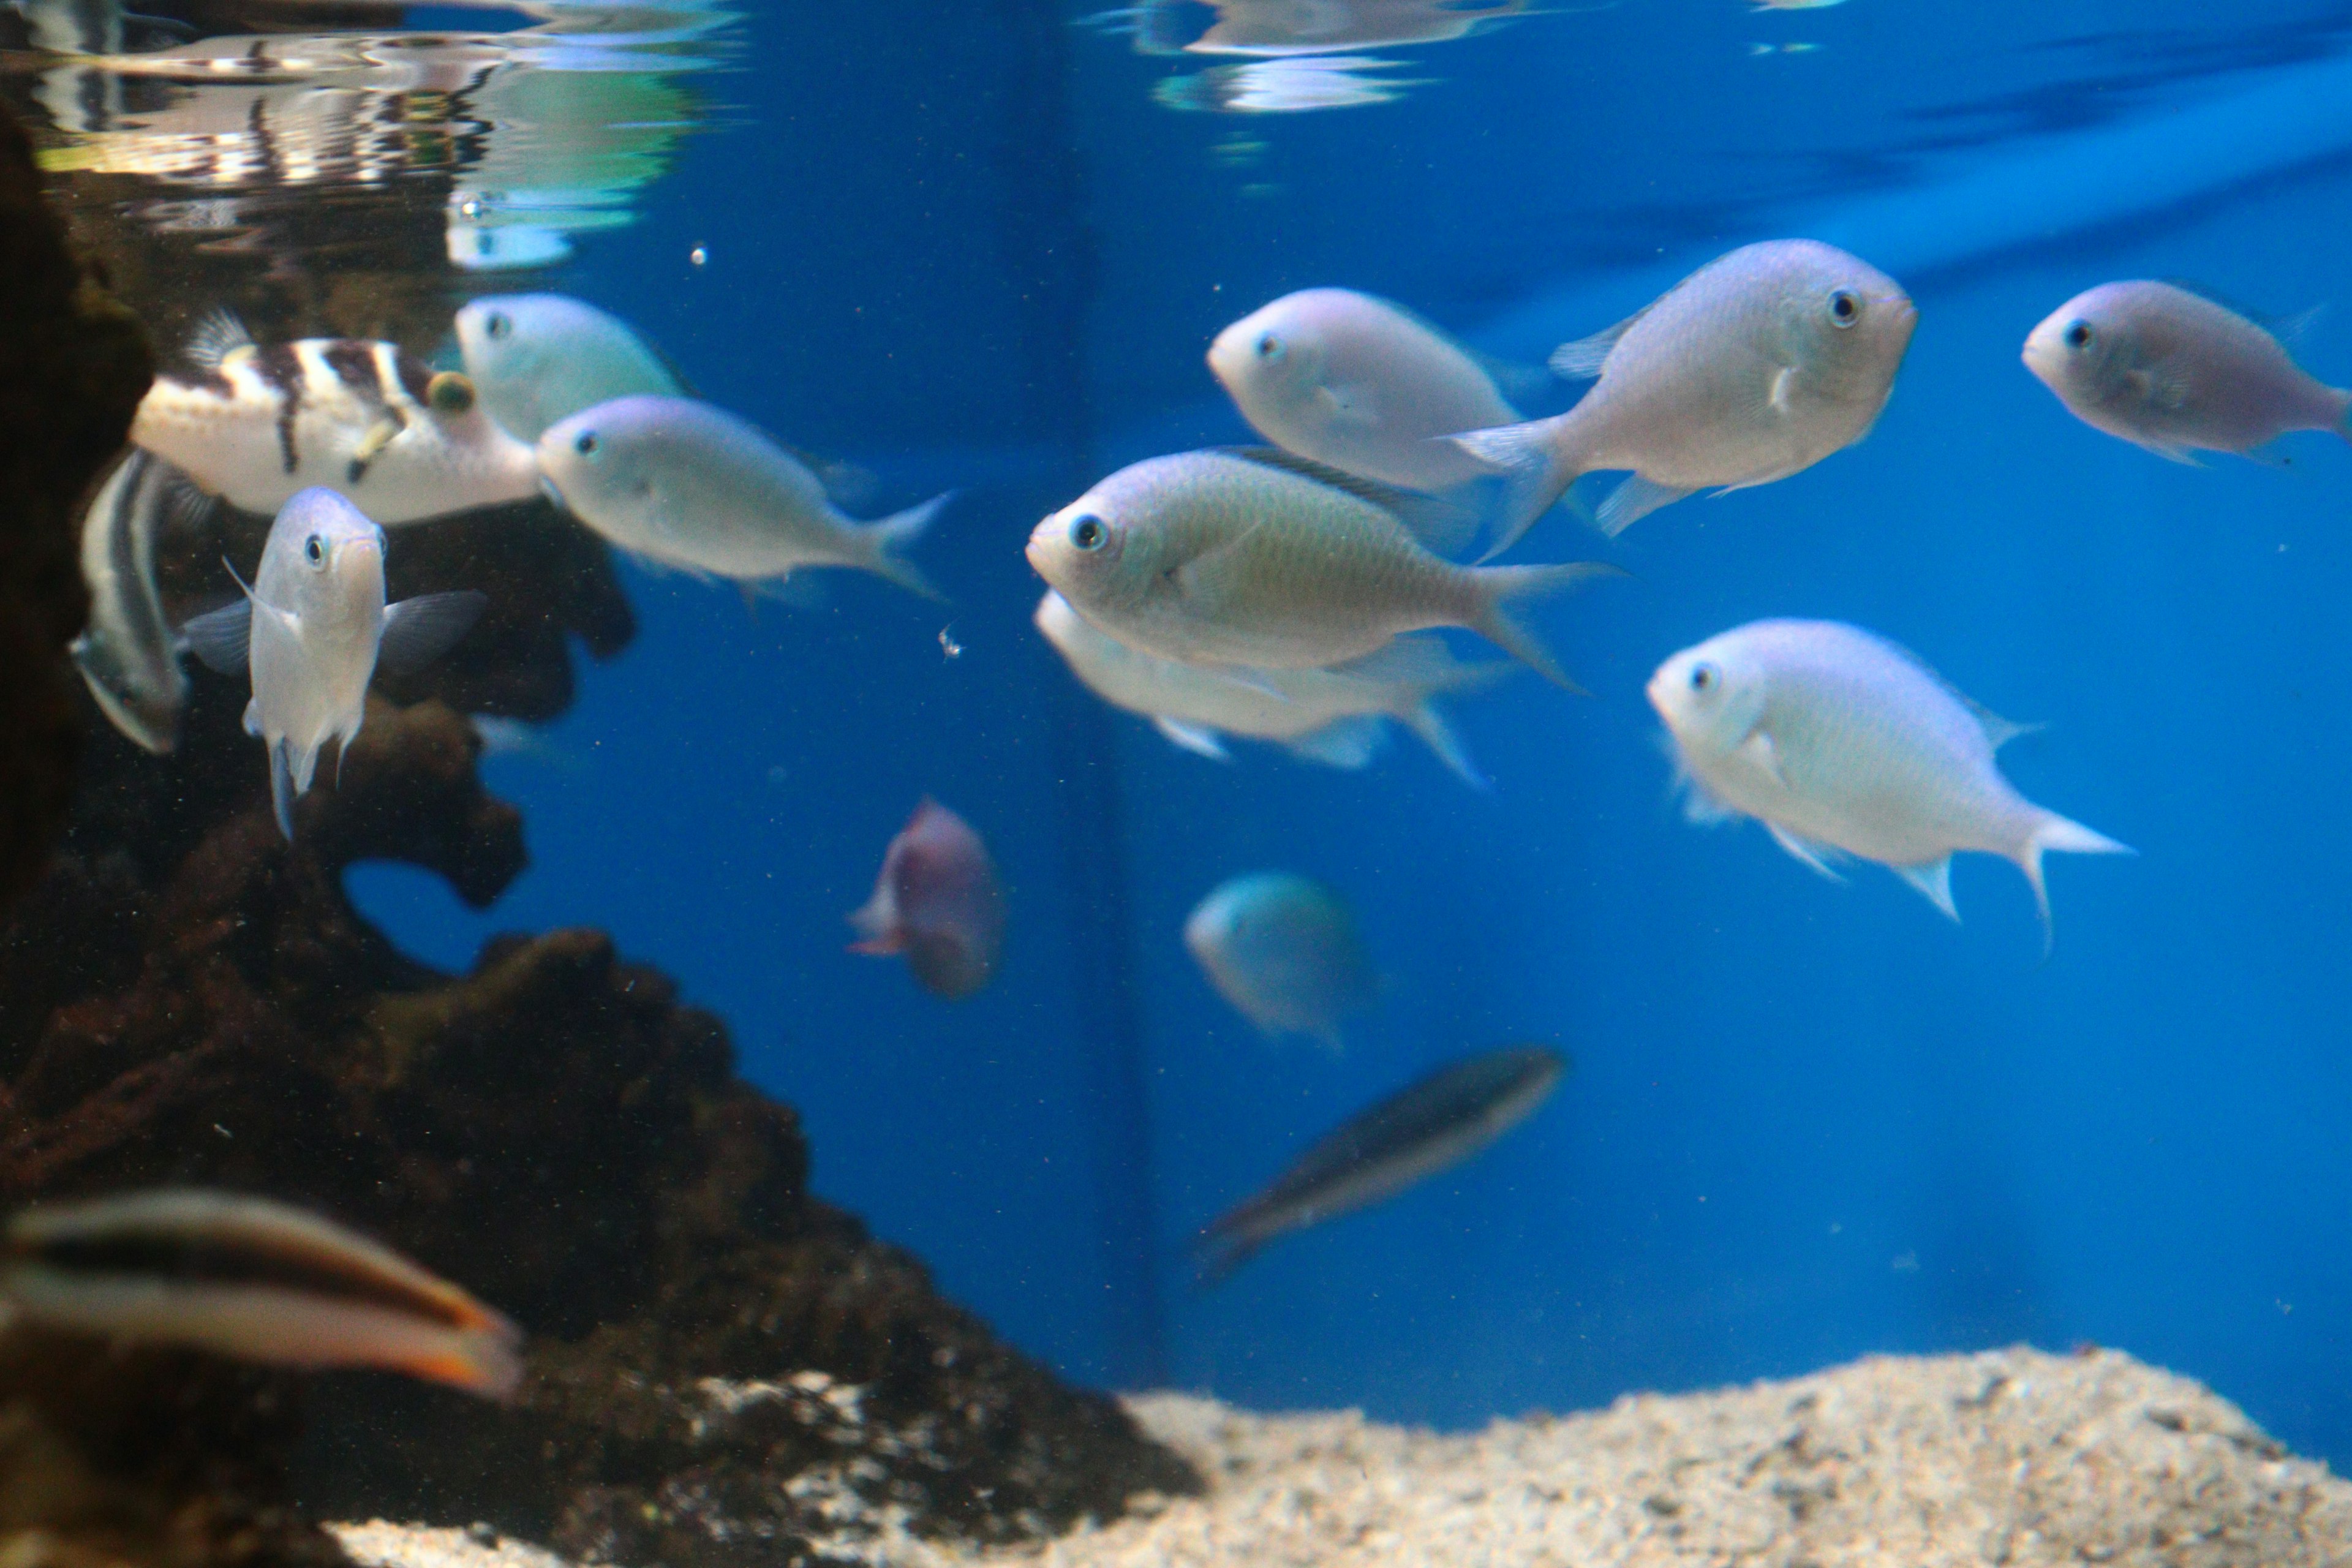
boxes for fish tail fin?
[2335,386,2352,443]
[1469,561,1623,692]
[1449,415,1580,561]
[2018,811,2133,954]
[268,739,296,839]
[861,491,954,601]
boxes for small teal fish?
[181,488,485,837]
[1185,872,1377,1049]
[537,396,946,599]
[454,293,687,444]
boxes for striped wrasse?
[0,1188,523,1397]
[131,310,541,524]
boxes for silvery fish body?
[1185,872,1378,1049]
[536,396,945,598]
[130,314,540,523]
[180,488,486,837]
[1648,619,2128,935]
[1196,1044,1566,1280]
[1034,589,1502,782]
[1208,287,1523,502]
[70,449,191,754]
[455,292,685,444]
[1454,239,1916,546]
[1027,448,1610,685]
[2021,281,2352,462]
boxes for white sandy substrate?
[334,1345,2352,1568]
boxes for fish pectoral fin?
[241,697,260,737]
[1318,382,1381,430]
[179,599,254,674]
[1767,364,1798,415]
[348,410,408,470]
[2122,363,2193,413]
[1153,717,1231,760]
[1893,857,1959,920]
[1765,822,1845,882]
[377,590,489,677]
[1171,519,1265,597]
[1736,726,1787,787]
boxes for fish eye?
[1069,513,1107,552]
[2065,320,2094,350]
[1827,290,1861,328]
[574,431,598,456]
[484,311,511,341]
[303,533,325,566]
[1256,333,1284,361]
[1689,662,1717,693]
[426,371,475,415]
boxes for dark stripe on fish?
[1195,1044,1567,1283]
[323,339,381,394]
[13,1227,474,1326]
[394,349,435,407]
[254,342,304,474]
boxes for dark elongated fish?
[1195,1044,1566,1283]
[0,1188,523,1397]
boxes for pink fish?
[848,799,1006,1001]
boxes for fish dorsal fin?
[178,599,252,674]
[1868,630,2041,751]
[187,307,254,372]
[1219,445,1474,549]
[377,590,488,678]
[1547,309,1645,380]
[1153,717,1231,760]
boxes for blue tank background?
[351,0,2352,1469]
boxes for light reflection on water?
[1089,0,1525,113]
[1,0,735,343]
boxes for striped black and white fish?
[70,448,199,755]
[1194,1044,1567,1283]
[130,310,541,524]
[0,1187,523,1397]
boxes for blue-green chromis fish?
[1185,871,1378,1049]
[455,293,686,444]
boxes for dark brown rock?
[0,105,153,919]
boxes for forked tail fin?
[1468,560,1622,691]
[2019,812,2133,954]
[861,491,954,601]
[1450,415,1580,561]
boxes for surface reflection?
[1092,0,1523,111]
[0,0,736,344]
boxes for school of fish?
[68,195,2351,1324]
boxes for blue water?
[346,0,2352,1467]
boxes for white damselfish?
[181,488,486,838]
[1646,619,2128,938]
